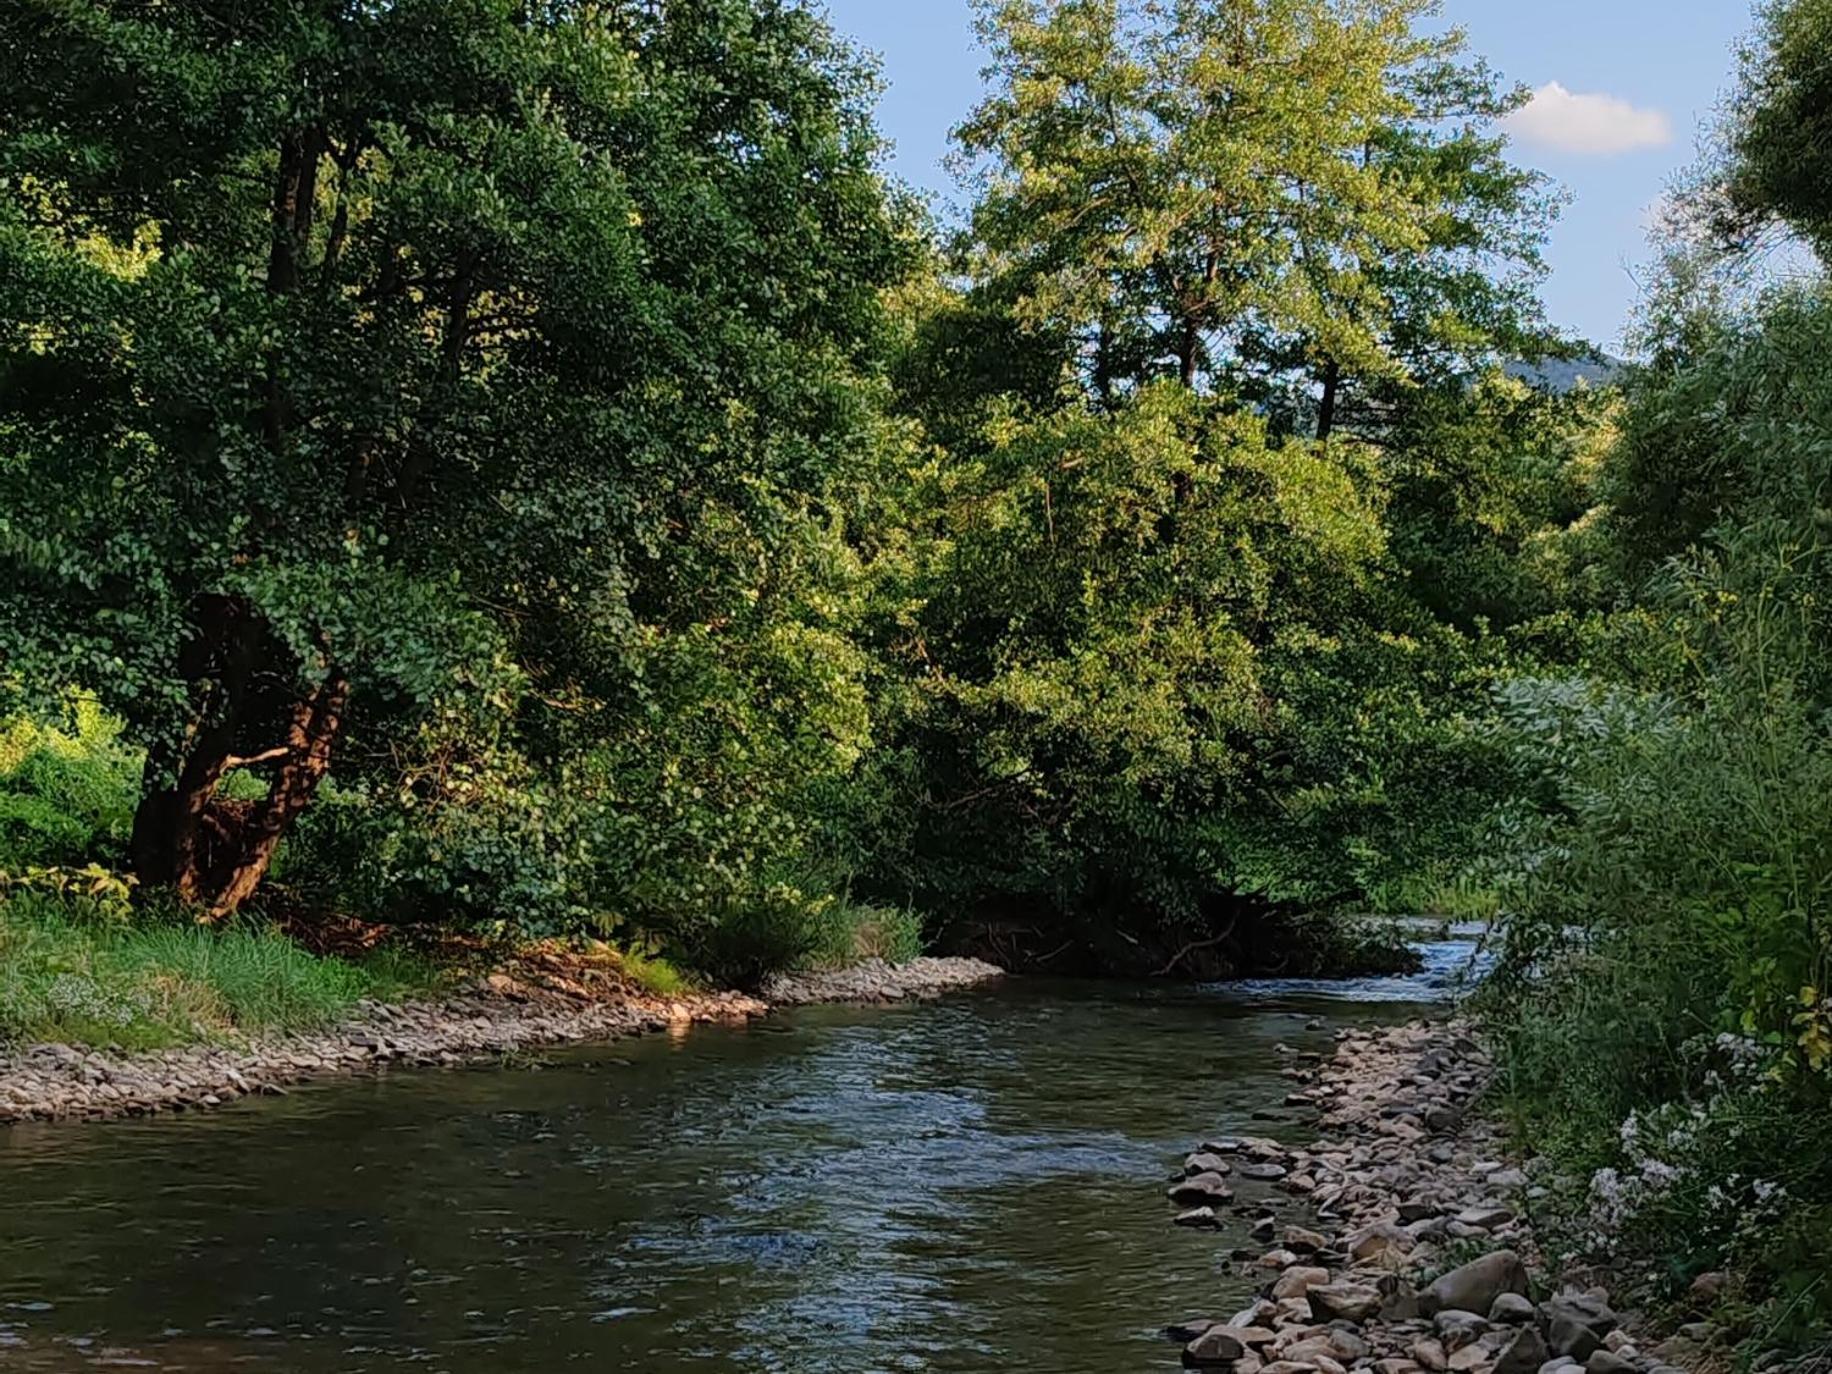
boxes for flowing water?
[0,941,1484,1373]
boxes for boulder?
[1410,1339,1450,1372]
[1230,1301,1279,1330]
[1171,1172,1236,1205]
[1272,1266,1332,1300]
[1421,1252,1529,1317]
[1187,1152,1234,1177]
[1492,1328,1549,1374]
[1541,1295,1618,1362]
[1185,1327,1246,1367]
[1489,1294,1535,1326]
[1167,1319,1218,1343]
[1283,1226,1331,1253]
[1350,1222,1417,1263]
[1308,1281,1383,1323]
[1434,1311,1490,1352]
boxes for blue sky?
[821,0,1759,352]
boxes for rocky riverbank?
[0,955,1002,1127]
[1164,1020,1708,1374]
[762,954,1004,1005]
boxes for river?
[0,940,1484,1372]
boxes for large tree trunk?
[130,598,347,921]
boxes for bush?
[0,702,138,869]
[1482,286,1832,1354]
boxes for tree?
[953,0,1555,435]
[0,0,912,918]
[1718,0,1832,260]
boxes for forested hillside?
[1,0,1829,1346]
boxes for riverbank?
[0,955,1002,1126]
[1165,1020,1714,1374]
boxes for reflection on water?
[0,960,1461,1373]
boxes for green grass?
[0,888,440,1050]
[615,945,694,998]
[804,898,926,971]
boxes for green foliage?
[955,0,1556,425]
[0,700,139,869]
[1719,0,1832,259]
[0,0,916,936]
[0,886,429,1048]
[1481,283,1832,1351]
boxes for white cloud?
[1503,82,1673,156]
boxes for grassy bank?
[0,885,443,1051]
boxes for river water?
[0,941,1483,1373]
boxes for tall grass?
[0,888,437,1050]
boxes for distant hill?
[1503,355,1626,393]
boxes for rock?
[1687,1271,1729,1306]
[1487,1168,1528,1190]
[1489,1294,1535,1326]
[1434,1312,1490,1351]
[1493,1327,1549,1374]
[1171,1172,1236,1205]
[1240,1162,1291,1181]
[1175,1206,1222,1229]
[1283,1226,1330,1253]
[1541,1296,1617,1362]
[1285,1331,1371,1365]
[1447,1345,1490,1372]
[1421,1252,1529,1318]
[1458,1206,1514,1230]
[1258,1249,1301,1270]
[1350,1222,1416,1263]
[1167,1319,1218,1343]
[1585,1353,1636,1374]
[1231,1302,1279,1330]
[1187,1152,1234,1177]
[1411,1339,1450,1371]
[1274,1297,1314,1324]
[1425,1105,1461,1133]
[1185,1328,1247,1366]
[1251,1216,1278,1241]
[1272,1267,1332,1300]
[1308,1282,1383,1323]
